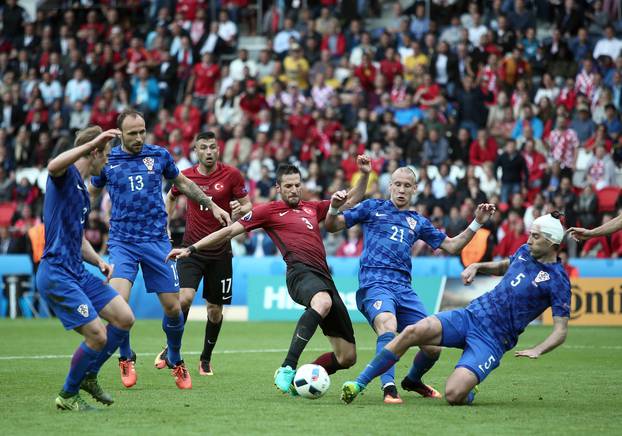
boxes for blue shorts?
[36,260,119,330]
[435,308,505,383]
[108,239,179,293]
[357,283,428,332]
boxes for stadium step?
[239,36,268,60]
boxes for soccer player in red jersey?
[167,157,372,395]
[155,131,251,375]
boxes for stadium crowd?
[1,0,622,266]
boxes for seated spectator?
[469,129,498,166]
[585,144,618,189]
[336,226,364,257]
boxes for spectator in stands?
[585,144,618,189]
[581,214,612,258]
[559,250,579,278]
[575,184,599,229]
[336,225,364,257]
[496,140,529,204]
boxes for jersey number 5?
[128,175,144,192]
[511,273,526,287]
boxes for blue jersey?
[91,144,179,243]
[41,165,90,273]
[467,244,571,351]
[343,199,446,287]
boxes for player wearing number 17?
[90,110,231,390]
[325,167,496,404]
[167,156,372,395]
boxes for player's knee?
[179,294,193,311]
[402,323,421,342]
[422,345,442,360]
[310,292,332,317]
[115,311,135,331]
[88,326,108,350]
[161,300,181,316]
[336,349,357,368]
[207,305,223,323]
[445,386,468,405]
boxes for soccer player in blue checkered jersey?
[325,167,495,404]
[341,213,571,406]
[90,110,231,389]
[37,126,135,411]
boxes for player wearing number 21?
[167,156,372,396]
[90,109,231,390]
[325,167,496,404]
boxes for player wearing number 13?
[341,213,571,406]
[167,156,372,395]
[90,109,231,390]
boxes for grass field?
[1,319,621,435]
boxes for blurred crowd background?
[1,0,622,271]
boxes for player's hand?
[211,203,232,227]
[515,349,541,359]
[230,200,242,220]
[330,190,348,209]
[91,129,121,151]
[474,203,496,224]
[356,155,372,174]
[461,264,478,285]
[567,227,592,241]
[98,260,114,284]
[166,248,191,262]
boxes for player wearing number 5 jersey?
[167,158,372,396]
[90,110,231,390]
[325,167,495,404]
[342,213,570,406]
[154,131,251,376]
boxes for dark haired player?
[154,131,251,375]
[90,110,231,390]
[167,157,372,395]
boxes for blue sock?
[118,332,132,359]
[406,350,439,383]
[163,312,184,365]
[62,342,99,394]
[377,332,396,388]
[87,325,130,375]
[356,348,400,387]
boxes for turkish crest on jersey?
[407,217,417,230]
[143,157,155,171]
[302,206,314,216]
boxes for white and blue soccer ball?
[293,364,330,399]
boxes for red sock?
[312,352,343,375]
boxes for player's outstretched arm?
[568,213,622,240]
[173,173,232,227]
[441,203,496,254]
[325,190,348,232]
[47,129,121,177]
[81,236,114,283]
[166,222,246,261]
[515,316,568,359]
[341,155,371,210]
[462,258,510,284]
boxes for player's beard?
[285,195,300,207]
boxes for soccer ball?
[293,364,330,399]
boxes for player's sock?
[356,348,400,387]
[118,333,132,360]
[405,350,439,383]
[376,332,397,388]
[87,324,129,375]
[312,352,345,375]
[182,307,190,325]
[282,308,322,368]
[62,342,100,395]
[200,318,222,362]
[162,312,184,365]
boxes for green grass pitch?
[1,320,620,435]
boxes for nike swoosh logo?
[174,282,180,287]
[222,296,232,300]
[110,164,121,169]
[207,340,216,345]
[76,184,84,191]
[375,212,387,217]
[279,211,289,216]
[296,334,310,342]
[518,256,526,261]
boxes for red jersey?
[171,163,247,258]
[238,200,331,277]
[192,62,220,96]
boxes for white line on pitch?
[0,344,620,361]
